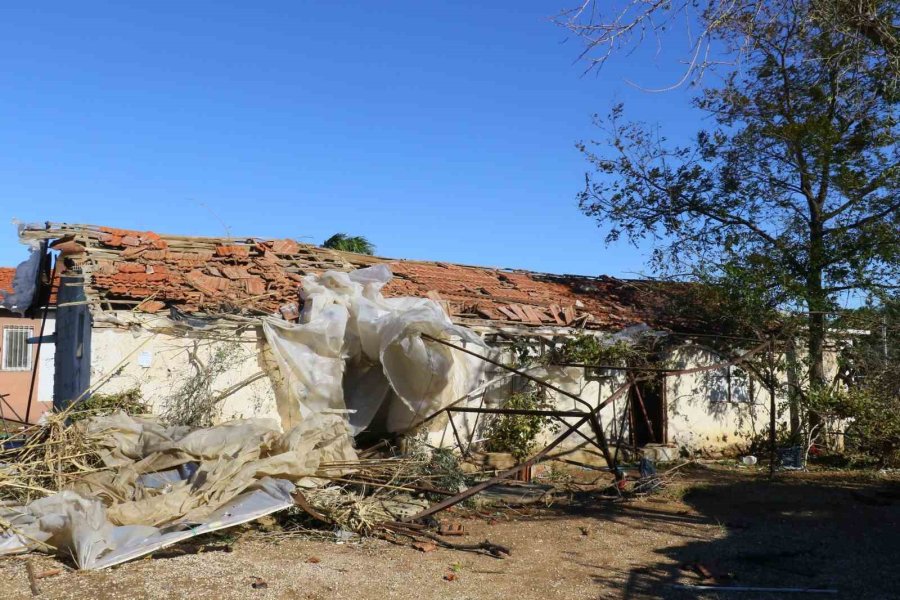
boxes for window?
[712,365,752,403]
[2,326,34,371]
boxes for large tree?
[574,0,899,393]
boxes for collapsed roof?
[19,222,713,332]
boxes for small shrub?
[483,389,559,461]
[69,388,147,422]
[421,447,470,496]
[807,383,900,468]
[544,335,643,367]
[161,342,246,427]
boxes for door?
[630,377,665,446]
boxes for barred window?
[2,326,33,371]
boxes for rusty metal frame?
[399,335,774,522]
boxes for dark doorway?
[630,377,665,446]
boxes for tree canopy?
[322,233,376,255]
[575,0,899,389]
[557,0,900,86]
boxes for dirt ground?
[1,464,898,600]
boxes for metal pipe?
[420,334,595,413]
[25,256,56,424]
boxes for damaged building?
[9,222,791,459]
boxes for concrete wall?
[0,312,54,423]
[665,345,786,455]
[65,312,795,459]
[87,316,280,423]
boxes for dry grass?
[0,410,105,505]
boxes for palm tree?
[322,233,375,255]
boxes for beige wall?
[82,315,799,459]
[88,315,280,423]
[430,342,794,461]
[665,345,787,455]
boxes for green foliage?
[577,1,899,391]
[484,390,559,461]
[543,335,645,367]
[811,295,900,465]
[419,447,471,498]
[807,382,900,467]
[69,388,147,422]
[322,233,375,255]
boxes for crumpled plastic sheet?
[263,264,489,434]
[0,265,491,569]
[0,412,354,569]
[0,478,295,570]
[0,240,41,315]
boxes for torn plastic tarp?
[0,478,294,570]
[0,412,354,569]
[0,265,491,569]
[262,264,489,435]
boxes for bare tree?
[555,0,899,86]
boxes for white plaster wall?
[423,349,631,463]
[88,315,280,423]
[665,345,788,455]
[36,314,55,406]
[84,318,798,458]
[446,343,798,461]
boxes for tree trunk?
[806,264,828,443]
[808,309,827,390]
[785,337,802,439]
[806,218,827,436]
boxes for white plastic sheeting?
[263,265,489,434]
[0,265,492,569]
[0,479,295,570]
[0,412,355,568]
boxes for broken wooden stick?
[25,560,40,596]
[381,522,510,558]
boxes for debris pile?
[0,248,697,572]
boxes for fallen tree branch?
[380,522,511,558]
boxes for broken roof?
[19,223,712,332]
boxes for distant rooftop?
[0,267,15,295]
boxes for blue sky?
[0,1,701,276]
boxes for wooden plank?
[497,305,520,321]
[509,304,530,322]
[548,303,565,325]
[522,305,545,324]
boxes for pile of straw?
[0,410,106,505]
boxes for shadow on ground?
[550,467,900,599]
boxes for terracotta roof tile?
[18,223,714,332]
[0,267,15,295]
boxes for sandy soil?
[1,465,898,600]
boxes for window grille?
[2,326,33,371]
